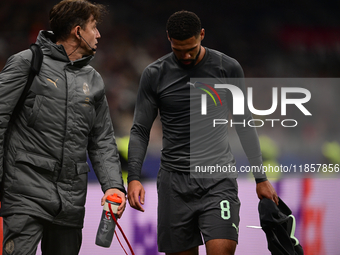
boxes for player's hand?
[256,180,279,205]
[101,188,126,218]
[128,180,145,212]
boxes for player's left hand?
[256,180,279,205]
[101,188,126,218]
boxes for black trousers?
[3,214,82,255]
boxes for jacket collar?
[35,30,93,67]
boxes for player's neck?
[195,46,206,65]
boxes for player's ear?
[166,31,172,42]
[200,28,205,41]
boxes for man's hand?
[101,188,126,218]
[127,180,145,212]
[256,180,279,205]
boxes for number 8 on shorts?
[220,200,231,220]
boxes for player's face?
[169,29,205,68]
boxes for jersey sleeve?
[127,67,159,183]
[224,57,267,183]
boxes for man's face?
[79,15,101,55]
[168,29,204,68]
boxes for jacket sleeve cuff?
[103,184,127,195]
[104,187,127,195]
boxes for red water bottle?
[95,193,122,247]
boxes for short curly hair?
[166,10,201,40]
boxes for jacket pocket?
[15,150,57,172]
[12,150,57,200]
[76,162,90,175]
[27,95,45,128]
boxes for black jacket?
[259,197,304,255]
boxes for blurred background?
[1,0,340,254]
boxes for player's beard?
[176,47,201,70]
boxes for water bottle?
[95,193,122,247]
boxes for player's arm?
[224,58,266,181]
[127,68,158,212]
[224,57,278,204]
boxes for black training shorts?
[157,169,240,253]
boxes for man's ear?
[200,28,205,41]
[73,26,81,39]
[166,31,172,42]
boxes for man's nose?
[96,28,101,39]
[182,52,191,59]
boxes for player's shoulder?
[142,52,174,77]
[145,52,173,70]
[205,48,244,77]
[207,48,241,69]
